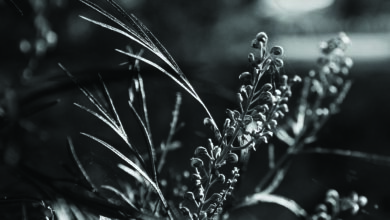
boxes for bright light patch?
[270,0,334,13]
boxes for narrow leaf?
[59,63,117,128]
[128,101,158,183]
[299,147,390,166]
[118,164,147,186]
[101,185,140,212]
[79,14,152,52]
[67,137,97,192]
[80,132,168,208]
[116,49,216,122]
[98,74,127,137]
[238,193,307,217]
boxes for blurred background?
[1,0,390,219]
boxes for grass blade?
[116,49,216,123]
[118,164,147,186]
[101,185,140,212]
[128,100,158,183]
[67,137,98,192]
[299,147,390,166]
[78,0,147,46]
[80,132,168,209]
[79,15,151,51]
[98,74,127,139]
[59,63,116,128]
[237,193,307,218]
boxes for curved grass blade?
[78,0,147,46]
[60,63,148,172]
[136,74,152,142]
[67,137,98,192]
[78,0,216,128]
[128,100,158,183]
[59,63,115,126]
[236,193,307,218]
[299,147,390,167]
[101,185,140,212]
[116,49,216,123]
[80,132,168,209]
[118,164,147,186]
[98,74,127,138]
[79,15,151,51]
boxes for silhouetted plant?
[3,1,388,220]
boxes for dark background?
[1,0,390,219]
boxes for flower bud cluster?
[181,32,297,219]
[310,189,367,220]
[310,32,353,112]
[180,141,240,219]
[276,33,353,146]
[225,32,299,152]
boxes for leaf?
[128,99,158,183]
[67,137,97,192]
[299,147,390,167]
[78,0,217,125]
[98,74,123,129]
[80,132,169,209]
[116,49,216,122]
[59,63,148,171]
[78,0,181,75]
[101,185,140,212]
[118,164,147,186]
[238,193,307,218]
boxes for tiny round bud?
[314,212,330,220]
[281,74,288,85]
[350,191,358,202]
[203,117,213,127]
[315,204,328,213]
[213,147,221,159]
[248,53,256,63]
[199,211,207,219]
[338,32,351,45]
[326,189,339,200]
[256,32,268,44]
[274,58,284,68]
[191,173,201,181]
[226,152,239,164]
[191,158,204,168]
[237,93,244,103]
[268,119,277,129]
[251,39,260,49]
[262,83,273,92]
[325,197,338,210]
[180,206,191,216]
[217,173,226,183]
[195,146,209,157]
[350,203,360,215]
[206,203,217,214]
[184,191,197,202]
[343,57,353,68]
[239,71,251,81]
[209,193,223,203]
[292,75,302,83]
[270,46,284,56]
[278,104,289,113]
[358,196,368,207]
